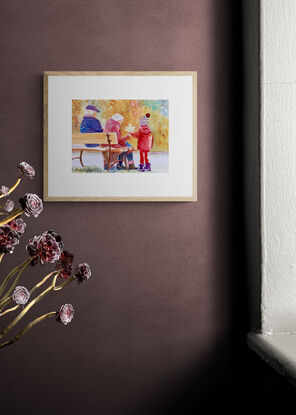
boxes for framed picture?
[44,71,197,201]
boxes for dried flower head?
[56,250,74,279]
[7,218,26,235]
[13,286,30,305]
[0,186,9,196]
[19,193,43,218]
[0,226,20,254]
[27,230,63,265]
[18,162,35,179]
[4,199,14,212]
[74,263,91,282]
[59,304,74,325]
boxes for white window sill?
[248,332,296,384]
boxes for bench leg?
[72,150,84,167]
[107,150,111,172]
[79,151,84,167]
[107,134,112,172]
[105,152,119,172]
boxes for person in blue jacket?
[80,105,102,147]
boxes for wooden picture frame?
[44,71,197,202]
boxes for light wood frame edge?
[43,73,48,201]
[43,71,197,202]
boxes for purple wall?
[0,1,232,413]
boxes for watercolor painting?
[72,99,169,173]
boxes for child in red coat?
[132,113,154,171]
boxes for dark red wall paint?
[0,1,233,413]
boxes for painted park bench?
[72,132,135,172]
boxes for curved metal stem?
[0,177,22,199]
[0,208,23,227]
[0,271,57,315]
[0,304,18,317]
[0,296,12,311]
[0,258,30,297]
[53,276,75,291]
[0,273,59,339]
[0,260,31,302]
[0,311,57,349]
[29,272,56,296]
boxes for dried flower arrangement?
[0,162,91,348]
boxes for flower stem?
[0,254,4,264]
[0,177,22,200]
[0,258,30,297]
[0,304,18,317]
[0,296,12,311]
[0,208,23,227]
[30,271,57,296]
[0,260,31,302]
[0,271,59,315]
[53,276,75,291]
[0,311,57,349]
[0,273,59,339]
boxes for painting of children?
[72,99,169,173]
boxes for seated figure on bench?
[103,113,137,170]
[80,105,103,148]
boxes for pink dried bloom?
[18,162,35,179]
[0,186,9,196]
[59,304,74,325]
[56,250,74,279]
[13,286,30,305]
[74,263,91,282]
[19,193,43,217]
[7,218,26,235]
[0,226,20,254]
[27,230,63,265]
[4,199,14,212]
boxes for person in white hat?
[103,113,137,170]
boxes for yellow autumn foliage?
[72,100,169,152]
